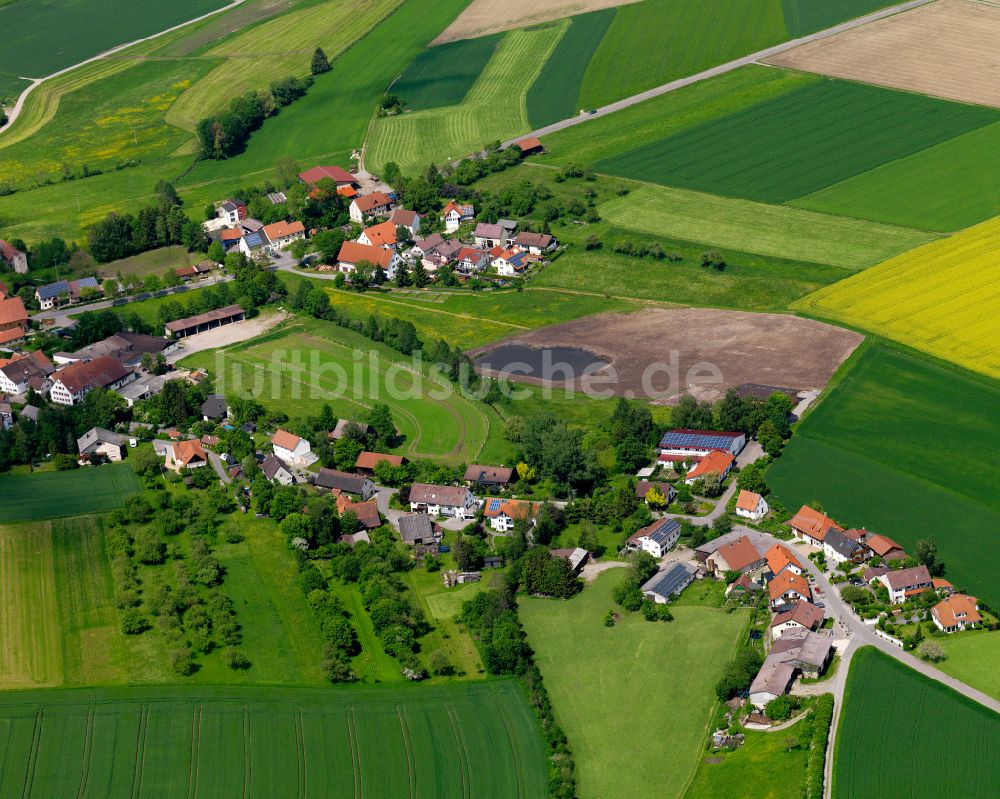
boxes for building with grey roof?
[641,561,698,604]
[398,513,440,546]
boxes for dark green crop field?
[833,647,1000,798]
[527,8,615,127]
[769,344,1000,603]
[393,33,503,110]
[782,0,896,37]
[0,681,547,798]
[595,79,1000,203]
[0,465,141,522]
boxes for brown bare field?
[766,0,1000,108]
[432,0,638,44]
[473,308,863,402]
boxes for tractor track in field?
[296,707,308,799]
[491,688,525,799]
[75,705,96,799]
[19,709,43,799]
[130,704,150,799]
[396,705,417,799]
[445,702,471,799]
[242,705,252,799]
[187,703,203,799]
[346,706,362,799]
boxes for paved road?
[207,451,232,484]
[0,0,248,133]
[495,0,935,150]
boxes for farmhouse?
[0,350,54,395]
[866,533,908,563]
[931,594,981,633]
[770,600,824,641]
[315,468,375,500]
[298,165,357,189]
[398,513,442,546]
[769,570,811,610]
[35,277,102,310]
[165,305,245,339]
[441,201,474,232]
[49,357,135,405]
[482,497,540,532]
[463,464,513,487]
[823,527,868,565]
[625,518,681,559]
[354,451,405,476]
[349,192,394,223]
[409,483,478,519]
[513,231,556,254]
[735,490,768,521]
[707,535,767,580]
[659,428,746,458]
[750,630,832,708]
[0,240,28,273]
[641,561,697,604]
[875,565,932,604]
[217,199,247,225]
[788,505,842,548]
[76,427,127,462]
[271,429,317,467]
[261,220,305,250]
[60,331,177,369]
[261,454,294,485]
[765,543,801,578]
[635,480,676,506]
[683,450,735,485]
[336,241,400,279]
[388,208,421,237]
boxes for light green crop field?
[934,632,1000,701]
[791,121,1000,233]
[768,344,1000,604]
[0,464,140,523]
[521,569,748,799]
[597,184,935,270]
[833,647,1000,799]
[579,0,787,108]
[181,319,494,464]
[367,22,565,175]
[0,680,548,798]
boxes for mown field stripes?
[392,33,503,111]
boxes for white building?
[440,202,473,233]
[262,220,305,250]
[271,429,317,467]
[261,454,295,485]
[641,561,697,604]
[735,490,768,521]
[49,357,135,406]
[624,518,681,559]
[408,483,478,519]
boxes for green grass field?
[0,464,140,522]
[526,8,615,127]
[521,569,748,798]
[392,32,503,111]
[684,726,808,799]
[596,79,1000,204]
[367,22,565,175]
[833,647,1000,798]
[0,0,226,97]
[0,680,548,798]
[781,0,894,36]
[934,632,1000,701]
[96,245,201,280]
[597,184,934,270]
[791,121,1000,233]
[768,345,1000,603]
[579,0,786,108]
[182,318,495,463]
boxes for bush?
[120,608,148,635]
[222,647,251,670]
[917,640,946,662]
[170,647,196,676]
[765,694,795,721]
[53,453,79,470]
[429,649,455,676]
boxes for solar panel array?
[649,519,680,546]
[488,498,502,512]
[646,562,695,598]
[659,430,740,450]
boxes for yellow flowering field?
[794,215,1000,377]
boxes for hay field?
[432,0,637,43]
[0,681,548,798]
[767,0,1000,108]
[795,215,1000,378]
[367,23,564,175]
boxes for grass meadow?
[596,79,1000,204]
[521,569,748,799]
[0,680,548,798]
[526,8,615,127]
[392,32,503,111]
[794,216,1000,378]
[768,344,1000,603]
[367,22,565,175]
[96,245,201,279]
[578,0,786,108]
[0,465,140,523]
[833,647,1000,798]
[934,632,1000,701]
[780,0,895,36]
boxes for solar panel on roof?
[488,498,501,511]
[659,430,740,449]
[647,563,693,598]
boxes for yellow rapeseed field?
[794,215,1000,377]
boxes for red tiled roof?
[714,536,762,572]
[765,543,798,576]
[271,429,302,451]
[353,192,392,213]
[932,594,980,628]
[788,505,842,542]
[220,229,243,241]
[736,490,762,512]
[337,241,395,269]
[686,449,734,480]
[769,570,811,602]
[0,297,28,327]
[52,356,130,393]
[262,220,304,240]
[771,599,824,630]
[866,534,906,558]
[0,327,25,345]
[299,165,355,185]
[172,439,207,466]
[361,220,397,247]
[355,451,404,470]
[515,136,543,152]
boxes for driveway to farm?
[492,0,936,150]
[207,451,232,484]
[0,0,248,133]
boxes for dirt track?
[473,308,863,403]
[432,0,638,44]
[766,0,1000,108]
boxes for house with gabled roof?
[726,573,763,599]
[707,535,767,579]
[735,490,768,521]
[463,465,513,488]
[765,543,801,578]
[770,600,824,641]
[513,231,556,254]
[491,248,529,276]
[931,594,981,633]
[684,449,735,485]
[441,201,473,232]
[410,483,478,519]
[635,480,676,506]
[217,199,247,225]
[49,356,134,405]
[262,220,305,250]
[77,427,127,462]
[336,494,381,530]
[625,518,681,559]
[482,497,540,532]
[271,429,317,467]
[473,220,517,248]
[36,277,102,310]
[768,570,812,610]
[875,565,932,604]
[298,165,357,188]
[355,451,405,476]
[0,350,54,396]
[866,533,907,563]
[642,561,697,603]
[514,136,544,156]
[349,192,393,223]
[336,241,400,279]
[359,220,399,248]
[659,428,746,457]
[164,439,208,471]
[388,208,421,237]
[0,296,28,346]
[823,527,868,565]
[261,454,294,485]
[315,468,375,499]
[0,240,28,273]
[454,246,490,274]
[788,505,842,548]
[398,513,441,546]
[749,629,832,708]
